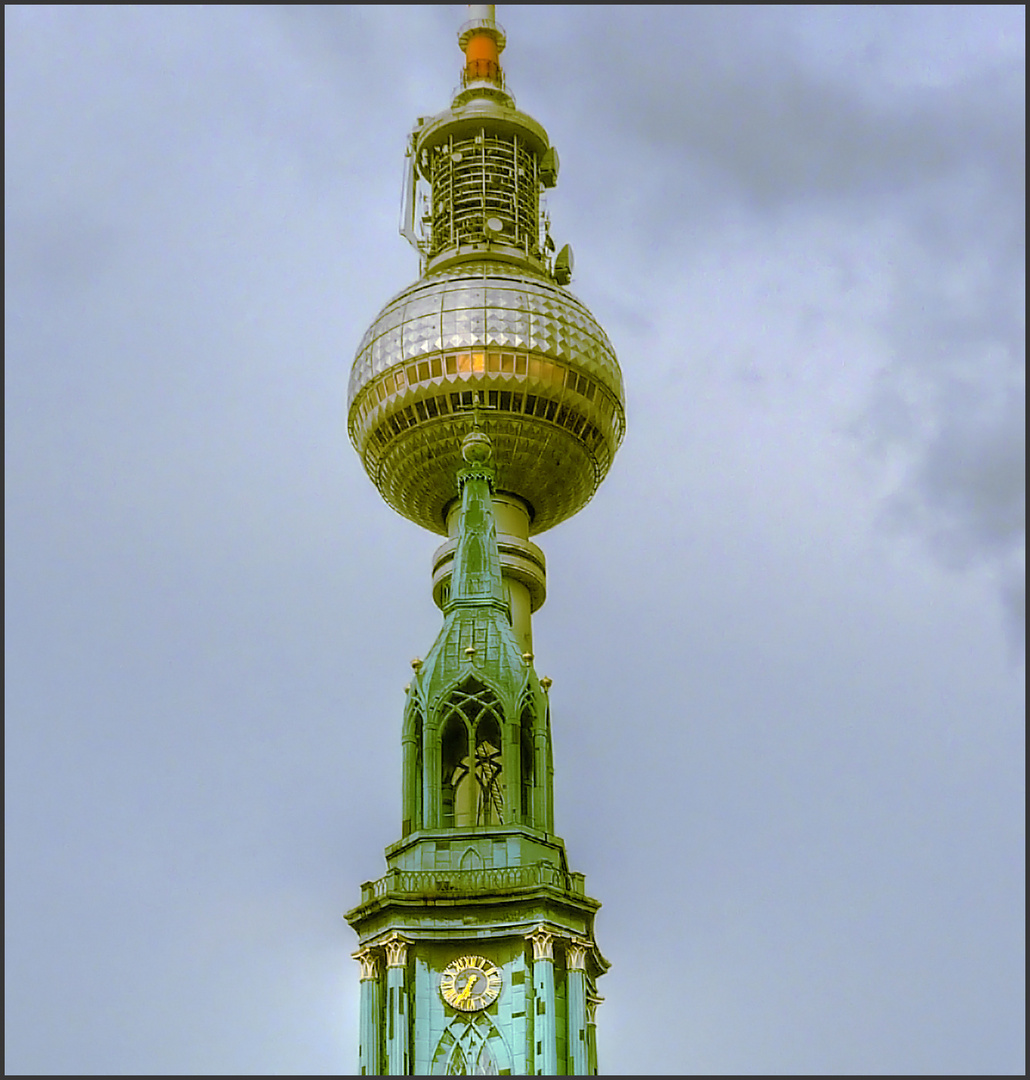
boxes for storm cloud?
[6,6,1024,1075]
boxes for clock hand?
[454,974,475,1003]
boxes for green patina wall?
[356,934,596,1075]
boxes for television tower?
[345,6,625,1074]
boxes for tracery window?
[441,714,469,828]
[432,1014,508,1075]
[438,680,506,827]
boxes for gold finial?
[461,402,493,465]
[522,651,534,663]
[411,657,423,671]
[461,430,493,464]
[540,676,552,691]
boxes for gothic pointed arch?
[435,678,508,827]
[518,690,537,827]
[458,845,483,871]
[447,1042,468,1076]
[431,1014,511,1076]
[440,710,471,828]
[430,1028,462,1075]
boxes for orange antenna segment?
[459,5,506,87]
[466,31,499,68]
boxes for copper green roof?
[411,433,529,711]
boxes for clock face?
[440,955,502,1012]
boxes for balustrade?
[359,860,579,903]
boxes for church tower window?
[438,680,506,827]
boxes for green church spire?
[446,429,509,614]
[347,422,607,1074]
[403,428,545,834]
[412,428,529,728]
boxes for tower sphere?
[346,20,625,537]
[347,263,625,535]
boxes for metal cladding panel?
[348,265,624,406]
[371,412,599,536]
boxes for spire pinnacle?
[447,431,508,613]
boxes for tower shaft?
[345,7,621,1074]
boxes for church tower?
[345,7,625,1074]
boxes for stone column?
[383,934,410,1076]
[538,678,554,833]
[425,732,441,828]
[354,948,381,1076]
[565,939,590,1076]
[586,991,604,1076]
[527,925,557,1076]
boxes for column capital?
[353,947,380,981]
[586,992,605,1024]
[566,938,591,971]
[526,924,556,962]
[383,932,411,968]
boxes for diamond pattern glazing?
[349,264,623,403]
[348,263,625,535]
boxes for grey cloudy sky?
[5,5,1024,1074]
